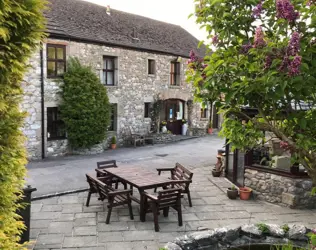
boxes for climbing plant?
[60,57,111,149]
[150,94,164,133]
[188,0,316,186]
[0,0,46,248]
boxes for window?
[47,107,66,140]
[170,62,180,85]
[109,104,117,131]
[201,108,208,118]
[47,44,66,78]
[144,102,151,118]
[148,59,155,75]
[103,57,115,85]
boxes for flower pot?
[182,124,188,135]
[162,125,167,133]
[111,144,116,149]
[290,164,299,174]
[208,128,213,134]
[212,169,221,177]
[227,188,238,199]
[239,187,252,200]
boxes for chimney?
[106,5,111,15]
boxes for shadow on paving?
[29,164,316,250]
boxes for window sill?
[47,137,67,141]
[148,74,156,77]
[105,85,120,88]
[169,85,181,89]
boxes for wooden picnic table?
[100,167,176,222]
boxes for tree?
[188,0,316,185]
[60,57,111,149]
[0,0,46,248]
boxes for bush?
[0,0,46,248]
[60,57,111,149]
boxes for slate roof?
[46,0,205,58]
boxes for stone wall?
[165,224,311,250]
[244,168,316,209]
[22,39,210,160]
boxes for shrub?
[0,0,46,248]
[60,57,111,149]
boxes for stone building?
[22,0,220,160]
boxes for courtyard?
[28,136,316,250]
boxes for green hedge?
[60,57,111,149]
[0,0,46,248]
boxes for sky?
[81,0,208,42]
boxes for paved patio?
[30,164,316,250]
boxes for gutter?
[40,45,45,159]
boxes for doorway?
[163,99,185,134]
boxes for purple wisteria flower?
[253,27,266,48]
[264,55,273,69]
[288,55,302,76]
[278,56,290,72]
[287,32,300,56]
[212,35,219,45]
[276,0,299,22]
[240,43,253,54]
[307,0,315,6]
[252,1,263,18]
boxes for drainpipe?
[40,45,45,159]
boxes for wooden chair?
[141,125,155,145]
[144,188,182,232]
[125,126,144,147]
[95,178,134,224]
[85,174,112,207]
[96,160,126,189]
[156,163,194,207]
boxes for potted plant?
[111,136,117,149]
[182,119,188,135]
[208,121,213,134]
[161,121,167,133]
[227,185,238,199]
[239,187,252,200]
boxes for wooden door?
[165,99,184,135]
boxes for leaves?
[0,0,47,249]
[187,0,316,185]
[60,57,111,149]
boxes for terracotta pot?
[212,169,221,177]
[208,128,213,134]
[227,188,238,199]
[239,187,252,200]
[111,144,116,149]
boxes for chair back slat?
[157,188,181,208]
[95,178,113,199]
[97,160,117,169]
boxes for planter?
[212,169,221,177]
[239,187,252,200]
[182,124,188,135]
[111,144,116,149]
[17,185,37,243]
[227,188,238,199]
[290,164,299,174]
[208,128,213,134]
[162,125,167,133]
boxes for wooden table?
[101,167,174,221]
